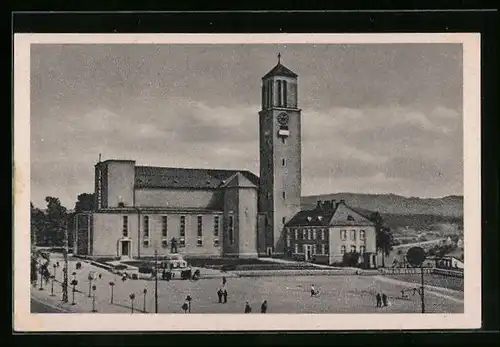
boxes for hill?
[301,193,463,234]
[301,193,463,217]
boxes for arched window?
[340,245,346,254]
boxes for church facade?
[74,57,377,264]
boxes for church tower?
[259,54,302,256]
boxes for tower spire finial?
[98,153,102,162]
[278,52,281,64]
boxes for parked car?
[113,264,139,279]
[162,254,188,269]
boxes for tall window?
[312,228,317,240]
[360,245,366,254]
[162,216,168,237]
[286,233,291,247]
[321,229,325,241]
[283,80,287,107]
[282,217,286,224]
[282,191,286,199]
[350,230,356,241]
[294,243,298,254]
[179,216,186,247]
[294,229,298,239]
[316,243,321,254]
[228,215,234,245]
[360,230,366,241]
[122,216,128,237]
[96,169,102,208]
[213,216,220,237]
[302,230,306,239]
[143,216,149,239]
[350,245,356,253]
[324,244,329,255]
[340,230,347,241]
[282,158,286,167]
[197,216,203,247]
[340,245,346,254]
[277,80,282,106]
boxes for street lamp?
[143,288,147,313]
[88,272,94,297]
[130,293,136,313]
[53,263,57,279]
[50,275,56,296]
[38,266,44,290]
[154,248,158,313]
[71,279,78,305]
[109,281,115,304]
[91,285,97,312]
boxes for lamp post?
[420,263,425,313]
[143,288,147,313]
[109,281,115,304]
[50,275,56,296]
[154,248,158,313]
[91,285,97,312]
[62,216,69,303]
[71,279,78,305]
[53,263,57,279]
[88,272,94,298]
[406,246,426,314]
[130,293,136,313]
[38,266,44,290]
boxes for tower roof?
[262,62,298,79]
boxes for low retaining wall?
[233,269,380,277]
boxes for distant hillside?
[301,193,463,217]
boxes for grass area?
[386,273,464,291]
[185,257,321,271]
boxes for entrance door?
[305,245,311,261]
[121,241,130,257]
[267,247,273,256]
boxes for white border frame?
[13,33,481,331]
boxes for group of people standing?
[376,292,390,307]
[214,276,268,313]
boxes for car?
[161,254,188,269]
[113,264,139,279]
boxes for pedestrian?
[222,276,227,286]
[261,300,268,313]
[182,300,189,313]
[376,293,382,307]
[310,284,317,297]
[98,273,102,280]
[382,293,388,307]
[222,283,228,303]
[244,301,252,313]
[217,287,223,303]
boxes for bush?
[342,251,361,267]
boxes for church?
[74,57,376,265]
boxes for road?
[31,298,66,313]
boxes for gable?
[329,203,374,226]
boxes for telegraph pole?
[154,248,158,313]
[420,263,425,313]
[62,216,69,303]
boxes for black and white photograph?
[14,33,481,331]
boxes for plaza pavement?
[31,253,464,314]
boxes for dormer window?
[306,216,312,222]
[347,215,355,221]
[317,216,323,221]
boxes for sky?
[30,43,463,209]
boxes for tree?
[44,196,68,246]
[31,202,46,247]
[342,251,361,267]
[74,193,95,213]
[369,212,394,268]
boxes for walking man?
[217,287,223,303]
[310,284,318,297]
[376,293,382,307]
[382,293,388,307]
[222,283,228,303]
[244,301,252,313]
[261,300,268,313]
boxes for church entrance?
[120,240,131,258]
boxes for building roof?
[285,200,375,227]
[134,166,259,189]
[262,62,298,79]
